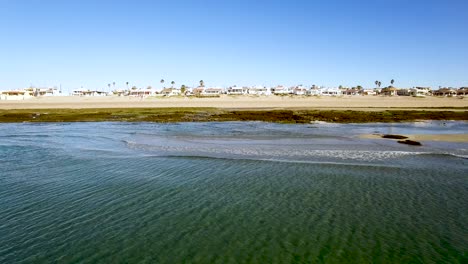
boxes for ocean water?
[0,121,467,263]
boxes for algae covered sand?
[0,108,467,123]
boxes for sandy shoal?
[361,133,468,142]
[0,95,467,110]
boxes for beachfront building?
[111,89,128,96]
[320,87,342,96]
[192,87,204,96]
[34,87,61,97]
[410,87,431,97]
[396,89,411,96]
[248,85,271,95]
[272,86,290,95]
[161,88,181,96]
[71,89,85,96]
[292,86,308,95]
[381,87,399,96]
[456,87,468,96]
[0,89,34,100]
[72,89,108,96]
[343,88,363,96]
[307,86,321,96]
[432,88,457,97]
[362,89,378,95]
[193,87,223,97]
[88,90,107,96]
[129,88,157,97]
[183,87,194,96]
[226,86,248,95]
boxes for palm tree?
[107,83,111,92]
[378,81,381,88]
[160,79,165,85]
[126,81,129,91]
[199,80,204,87]
[112,81,115,90]
[181,85,186,94]
[391,79,395,86]
[375,80,379,87]
[171,81,175,88]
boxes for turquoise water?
[1,121,467,263]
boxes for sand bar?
[361,133,468,143]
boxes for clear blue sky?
[1,0,467,90]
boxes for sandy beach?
[2,96,467,143]
[0,95,467,110]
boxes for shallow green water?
[1,122,467,263]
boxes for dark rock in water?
[398,140,422,146]
[382,134,408,139]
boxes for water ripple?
[1,122,467,263]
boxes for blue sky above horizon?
[1,0,467,90]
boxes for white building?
[272,86,290,95]
[34,87,61,96]
[320,88,342,96]
[226,86,248,95]
[72,90,108,96]
[0,89,34,100]
[129,88,157,97]
[161,88,181,96]
[410,87,431,97]
[292,86,308,95]
[248,85,271,95]
[193,87,223,96]
[363,89,378,95]
[307,87,321,96]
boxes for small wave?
[257,158,401,167]
[415,152,468,160]
[124,140,432,162]
[74,147,122,154]
[133,153,393,168]
[0,134,52,138]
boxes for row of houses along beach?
[1,85,468,100]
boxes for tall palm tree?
[375,80,379,87]
[126,81,129,91]
[378,81,381,88]
[171,81,175,88]
[391,79,395,86]
[112,81,115,90]
[199,80,204,87]
[107,83,111,92]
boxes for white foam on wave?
[124,140,427,162]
